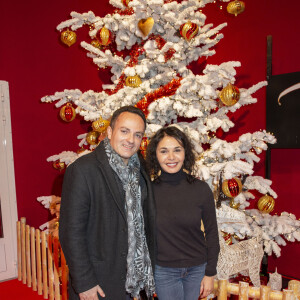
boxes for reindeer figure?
[217,234,264,287]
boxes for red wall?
[0,0,299,278]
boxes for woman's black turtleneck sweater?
[153,169,220,276]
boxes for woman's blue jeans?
[154,264,206,300]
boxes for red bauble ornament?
[222,177,243,198]
[60,103,76,122]
[98,27,112,46]
[139,137,149,158]
[180,21,199,41]
[53,160,65,171]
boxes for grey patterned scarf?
[104,138,155,298]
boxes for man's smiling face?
[107,112,145,165]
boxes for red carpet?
[0,279,44,300]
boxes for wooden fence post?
[61,249,68,300]
[36,229,43,295]
[282,289,294,300]
[270,290,284,300]
[218,279,228,300]
[228,282,239,296]
[260,285,271,300]
[48,234,54,300]
[248,286,260,299]
[239,281,249,300]
[21,217,26,284]
[17,221,21,281]
[25,225,32,287]
[41,231,48,299]
[288,280,300,299]
[53,237,60,300]
[31,227,37,291]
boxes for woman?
[146,126,220,300]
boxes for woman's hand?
[79,285,105,299]
[200,275,214,298]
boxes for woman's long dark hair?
[146,126,196,183]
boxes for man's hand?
[200,275,214,299]
[79,285,105,299]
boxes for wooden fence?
[17,217,68,300]
[212,279,300,300]
[17,218,300,300]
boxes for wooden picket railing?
[17,217,300,300]
[17,217,68,300]
[211,279,300,300]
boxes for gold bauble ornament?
[122,0,132,6]
[60,29,77,47]
[233,234,242,241]
[92,117,110,133]
[227,0,245,16]
[53,160,65,171]
[91,39,102,49]
[179,21,199,41]
[221,231,233,245]
[257,194,275,214]
[219,83,240,106]
[138,17,154,37]
[230,198,241,209]
[98,27,112,46]
[140,136,149,158]
[125,75,142,87]
[77,147,86,154]
[59,103,76,122]
[222,177,243,198]
[140,137,149,151]
[86,131,100,145]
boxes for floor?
[0,278,44,300]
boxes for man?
[59,106,156,300]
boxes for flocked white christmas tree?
[38,0,300,282]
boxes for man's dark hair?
[110,106,147,129]
[146,126,196,183]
